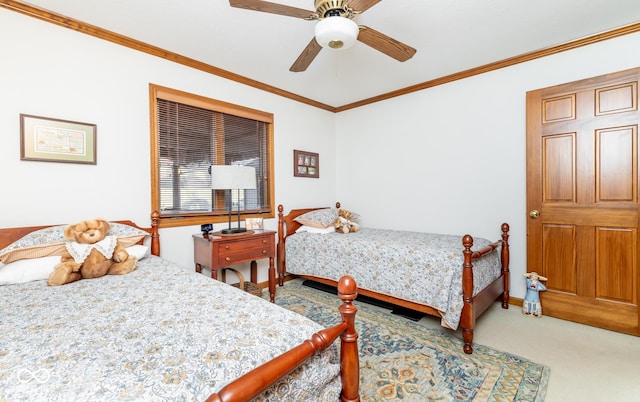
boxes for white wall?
[0,9,337,281]
[335,31,640,298]
[4,7,640,298]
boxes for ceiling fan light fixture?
[314,16,359,50]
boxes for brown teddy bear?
[47,219,138,286]
[334,208,360,234]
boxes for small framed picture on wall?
[293,149,319,178]
[20,114,97,164]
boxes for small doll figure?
[522,272,548,317]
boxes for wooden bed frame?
[0,211,361,402]
[277,203,511,354]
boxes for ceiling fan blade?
[357,25,416,62]
[290,38,323,72]
[347,0,381,13]
[229,0,315,19]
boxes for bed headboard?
[276,202,340,286]
[277,202,340,239]
[0,211,161,256]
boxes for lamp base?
[221,227,248,234]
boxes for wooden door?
[526,67,640,336]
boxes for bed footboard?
[206,276,360,402]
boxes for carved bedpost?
[277,204,285,286]
[206,276,360,402]
[501,223,510,309]
[461,234,475,355]
[150,210,160,257]
[337,275,360,402]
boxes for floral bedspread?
[0,256,341,401]
[285,228,502,329]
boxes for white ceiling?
[14,0,640,108]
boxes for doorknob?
[529,210,540,219]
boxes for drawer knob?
[262,239,267,244]
[225,245,231,250]
[225,257,231,262]
[261,250,267,255]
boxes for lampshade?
[211,165,256,190]
[314,16,359,50]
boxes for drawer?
[215,236,275,265]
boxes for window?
[150,84,274,228]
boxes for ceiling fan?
[229,0,417,72]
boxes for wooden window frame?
[149,84,275,228]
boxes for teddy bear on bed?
[334,208,360,234]
[47,219,138,286]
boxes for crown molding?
[2,0,639,113]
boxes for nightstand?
[193,230,276,302]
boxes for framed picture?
[20,114,97,164]
[293,149,319,178]
[245,217,264,230]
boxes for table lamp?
[211,165,257,234]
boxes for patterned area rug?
[266,280,550,401]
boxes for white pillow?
[126,245,149,260]
[295,225,336,235]
[0,245,149,285]
[0,256,60,285]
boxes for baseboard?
[509,297,524,307]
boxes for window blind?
[157,99,270,217]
